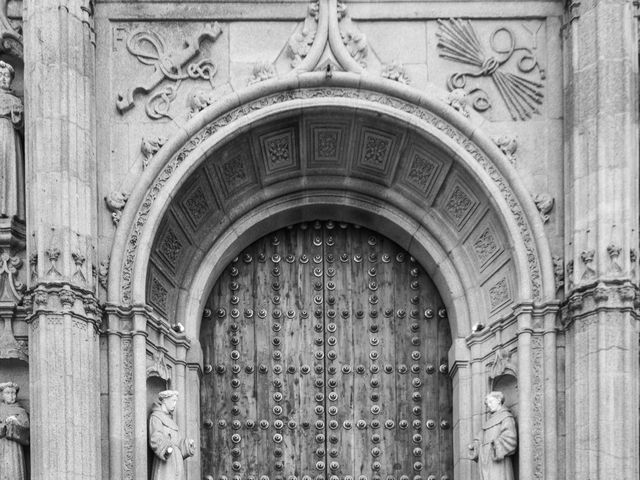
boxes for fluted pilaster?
[563,0,639,477]
[23,0,98,478]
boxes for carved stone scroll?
[116,23,223,120]
[437,19,545,120]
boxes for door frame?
[104,72,559,480]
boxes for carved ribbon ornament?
[437,19,544,120]
[116,23,222,119]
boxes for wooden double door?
[201,222,453,480]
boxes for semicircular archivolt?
[145,107,518,324]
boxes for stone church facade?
[0,0,637,479]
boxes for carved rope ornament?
[116,23,223,120]
[437,19,545,120]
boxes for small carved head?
[159,389,179,413]
[0,382,19,404]
[484,391,504,413]
[0,61,14,90]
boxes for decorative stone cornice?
[23,283,102,329]
[563,280,639,327]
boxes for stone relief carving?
[248,61,277,85]
[606,243,622,275]
[28,254,36,283]
[147,349,170,382]
[492,135,517,165]
[533,193,554,224]
[381,62,410,84]
[437,18,545,120]
[468,391,517,480]
[286,1,320,68]
[105,191,129,226]
[142,136,168,169]
[98,258,109,291]
[0,0,22,58]
[0,250,24,302]
[489,277,510,310]
[472,226,500,267]
[45,247,61,279]
[566,259,574,289]
[630,248,637,278]
[116,24,223,120]
[121,87,543,305]
[445,88,469,117]
[149,390,195,480]
[187,89,216,118]
[337,1,368,67]
[71,252,86,285]
[489,348,516,379]
[552,255,564,292]
[0,382,29,480]
[0,60,23,221]
[0,317,27,361]
[580,249,596,281]
[531,335,544,479]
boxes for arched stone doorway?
[105,73,556,480]
[201,221,453,480]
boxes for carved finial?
[71,252,86,284]
[533,193,554,224]
[492,135,518,165]
[606,243,622,274]
[580,249,596,281]
[381,62,410,85]
[98,258,109,291]
[552,255,564,292]
[446,88,469,117]
[45,247,62,279]
[105,191,129,226]
[141,136,168,169]
[248,62,276,85]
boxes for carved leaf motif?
[150,277,168,312]
[221,157,247,187]
[407,155,436,191]
[265,136,291,167]
[158,229,182,268]
[317,131,339,159]
[472,227,499,266]
[362,135,391,167]
[445,185,474,224]
[183,187,210,226]
[489,277,510,309]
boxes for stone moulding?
[108,72,553,317]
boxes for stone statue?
[0,381,29,480]
[469,391,517,480]
[149,390,196,480]
[0,60,24,220]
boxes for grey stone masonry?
[23,0,101,479]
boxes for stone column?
[23,0,99,478]
[563,0,639,477]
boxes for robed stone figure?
[469,391,517,480]
[149,390,195,480]
[0,60,24,220]
[0,382,29,480]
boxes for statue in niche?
[149,390,195,480]
[0,60,24,221]
[0,382,29,480]
[469,391,517,480]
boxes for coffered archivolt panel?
[108,73,554,340]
